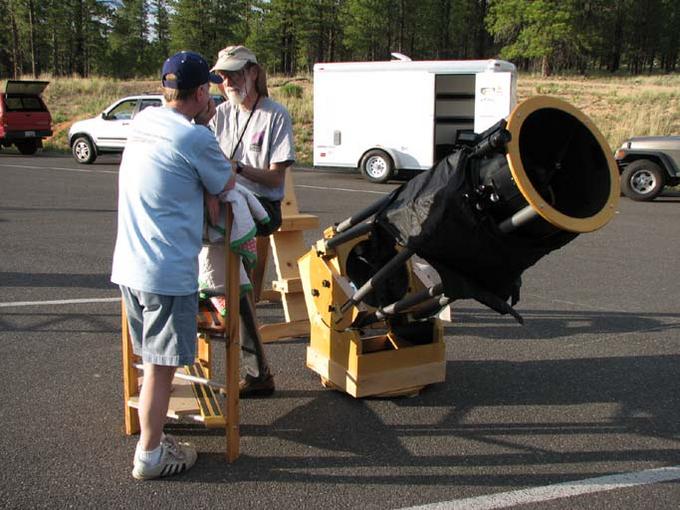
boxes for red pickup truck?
[0,80,52,155]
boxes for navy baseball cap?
[162,51,223,90]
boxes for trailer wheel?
[360,150,394,183]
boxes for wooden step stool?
[257,170,319,342]
[122,206,242,462]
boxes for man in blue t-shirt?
[111,51,234,480]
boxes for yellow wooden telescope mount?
[256,171,319,342]
[299,226,447,398]
[298,96,620,399]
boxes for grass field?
[27,72,680,164]
[517,74,680,153]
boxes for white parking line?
[400,466,680,510]
[2,163,390,191]
[296,184,389,195]
[0,163,118,174]
[0,297,120,308]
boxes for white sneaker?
[132,435,197,480]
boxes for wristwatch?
[235,161,244,174]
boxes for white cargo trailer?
[313,58,517,182]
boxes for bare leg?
[137,363,177,451]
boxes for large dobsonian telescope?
[298,96,620,397]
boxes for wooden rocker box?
[306,317,446,398]
[299,235,446,398]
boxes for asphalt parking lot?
[1,151,679,509]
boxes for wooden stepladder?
[122,206,241,462]
[257,171,319,342]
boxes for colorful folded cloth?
[199,184,270,316]
[209,295,226,317]
[205,183,270,267]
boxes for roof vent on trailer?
[390,53,412,62]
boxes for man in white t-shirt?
[201,45,295,397]
[112,51,235,480]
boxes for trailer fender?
[357,147,402,170]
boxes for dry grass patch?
[269,74,313,163]
[519,73,680,150]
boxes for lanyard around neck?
[230,95,260,160]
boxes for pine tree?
[169,0,245,65]
[109,0,150,77]
[487,0,584,75]
[2,0,678,78]
[659,0,680,71]
[0,0,12,76]
[342,0,393,61]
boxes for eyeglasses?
[217,70,245,83]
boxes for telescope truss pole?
[334,192,395,234]
[338,247,414,317]
[352,283,447,328]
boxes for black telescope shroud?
[373,147,577,322]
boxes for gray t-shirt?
[210,96,295,201]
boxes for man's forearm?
[238,163,287,188]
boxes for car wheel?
[15,139,38,155]
[72,136,97,164]
[360,149,394,183]
[621,159,665,201]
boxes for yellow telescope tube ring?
[504,96,620,233]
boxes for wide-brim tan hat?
[211,45,258,72]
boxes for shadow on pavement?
[443,308,680,340]
[159,353,680,486]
